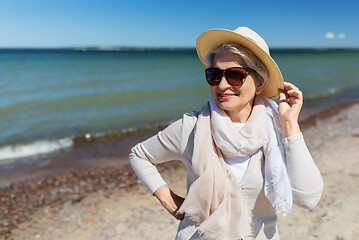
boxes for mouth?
[218,93,238,99]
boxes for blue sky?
[0,0,358,48]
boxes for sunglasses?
[205,67,249,86]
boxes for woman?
[129,27,323,240]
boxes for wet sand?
[1,102,359,239]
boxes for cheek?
[240,78,257,94]
[210,86,218,98]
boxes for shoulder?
[181,101,207,126]
[160,104,205,139]
[182,110,200,125]
[181,102,209,131]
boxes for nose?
[218,75,231,90]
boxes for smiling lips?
[218,93,238,100]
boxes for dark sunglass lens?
[225,68,247,85]
[205,68,222,85]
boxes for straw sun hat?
[196,26,284,99]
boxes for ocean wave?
[0,122,172,163]
[304,85,359,102]
[305,87,341,100]
[0,138,74,162]
[72,122,172,145]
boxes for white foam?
[0,138,74,161]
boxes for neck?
[225,97,255,123]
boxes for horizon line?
[0,46,359,52]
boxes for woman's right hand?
[154,185,185,220]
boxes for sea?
[1,48,359,167]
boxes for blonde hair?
[205,43,269,86]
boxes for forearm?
[129,149,168,194]
[281,120,301,138]
[154,185,184,220]
[129,119,183,194]
[129,120,186,220]
[284,133,323,208]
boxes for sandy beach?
[1,102,359,240]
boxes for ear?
[256,80,265,94]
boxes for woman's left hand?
[278,82,303,137]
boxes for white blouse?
[224,122,251,182]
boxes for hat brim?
[196,29,284,99]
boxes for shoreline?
[1,100,359,239]
[0,125,166,187]
[1,96,358,187]
[0,99,358,187]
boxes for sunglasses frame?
[205,67,249,86]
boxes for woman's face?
[210,52,262,122]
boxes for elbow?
[295,194,322,209]
[129,147,136,166]
[128,145,144,172]
[293,181,324,209]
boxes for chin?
[216,101,238,111]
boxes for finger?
[287,89,303,100]
[288,95,303,107]
[286,89,301,98]
[283,83,302,99]
[278,89,287,103]
[283,81,299,91]
[175,212,185,220]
